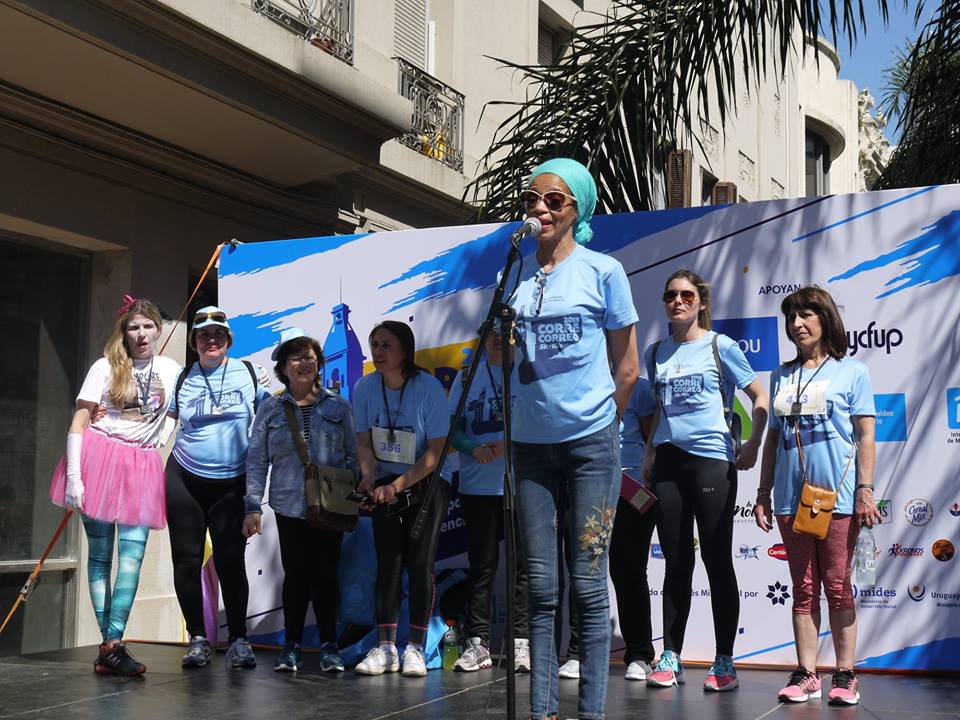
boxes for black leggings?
[652,443,739,656]
[372,478,451,647]
[276,514,342,645]
[165,457,249,640]
[609,496,658,665]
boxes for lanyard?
[379,374,408,441]
[200,358,228,412]
[134,357,155,410]
[484,360,502,401]
[791,358,828,416]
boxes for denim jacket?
[245,387,359,519]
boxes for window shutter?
[395,0,427,69]
[538,25,556,65]
[666,149,692,208]
[711,181,739,205]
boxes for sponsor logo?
[948,388,960,430]
[887,544,924,558]
[904,498,934,527]
[710,317,780,371]
[733,500,757,524]
[876,499,892,524]
[874,393,908,442]
[766,581,790,606]
[907,583,926,602]
[853,584,898,609]
[736,545,760,560]
[651,544,664,559]
[768,544,788,560]
[757,283,802,296]
[932,591,960,608]
[950,502,960,518]
[846,321,903,356]
[932,539,955,562]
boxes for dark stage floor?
[0,643,956,719]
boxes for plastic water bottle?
[442,620,460,670]
[853,526,877,587]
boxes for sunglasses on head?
[662,289,697,304]
[194,311,227,324]
[519,189,577,213]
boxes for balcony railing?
[396,57,465,173]
[252,0,354,65]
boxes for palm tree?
[466,0,892,220]
[877,0,960,188]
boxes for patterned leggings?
[82,517,148,642]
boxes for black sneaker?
[94,642,146,676]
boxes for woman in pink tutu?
[50,295,181,675]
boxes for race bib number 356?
[372,426,416,465]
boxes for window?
[538,24,559,65]
[395,0,428,69]
[701,169,718,206]
[805,130,831,197]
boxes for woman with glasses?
[351,320,450,678]
[642,269,768,692]
[50,295,180,675]
[244,328,359,674]
[166,306,271,670]
[754,286,879,706]
[510,157,640,720]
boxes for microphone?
[510,217,542,243]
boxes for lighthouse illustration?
[321,302,365,401]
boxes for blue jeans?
[515,421,620,720]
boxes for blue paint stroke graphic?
[791,186,937,243]
[856,636,960,671]
[829,210,960,298]
[229,303,316,357]
[220,233,368,277]
[380,206,721,312]
[733,631,832,661]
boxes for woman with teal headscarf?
[509,157,640,720]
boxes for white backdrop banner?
[221,185,960,671]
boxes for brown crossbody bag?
[792,421,853,540]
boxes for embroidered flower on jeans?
[579,504,616,573]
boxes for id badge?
[774,381,828,417]
[211,405,223,416]
[372,426,416,464]
[139,402,153,416]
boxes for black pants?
[275,513,342,645]
[372,479,451,647]
[165,457,249,640]
[460,493,529,644]
[652,443,739,656]
[609,497,658,665]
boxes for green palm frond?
[466,0,890,221]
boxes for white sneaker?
[625,659,653,681]
[354,645,399,675]
[400,644,427,677]
[515,638,531,673]
[558,658,580,679]
[454,637,492,672]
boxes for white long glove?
[64,432,84,510]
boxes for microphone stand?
[411,224,530,720]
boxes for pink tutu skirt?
[49,427,166,529]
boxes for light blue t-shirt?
[353,370,450,480]
[510,245,639,443]
[172,359,272,479]
[620,377,656,471]
[768,357,875,515]
[448,359,518,496]
[645,332,756,462]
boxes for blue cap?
[271,327,308,361]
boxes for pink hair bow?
[117,294,139,316]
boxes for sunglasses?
[193,311,227,324]
[519,189,577,212]
[662,289,697,304]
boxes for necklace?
[199,358,229,415]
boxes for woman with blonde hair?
[50,295,181,675]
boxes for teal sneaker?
[704,654,739,692]
[273,643,301,672]
[319,642,345,672]
[647,650,684,687]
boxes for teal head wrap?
[528,158,597,244]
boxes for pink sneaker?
[703,655,738,692]
[647,650,684,687]
[828,669,860,705]
[778,668,822,702]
